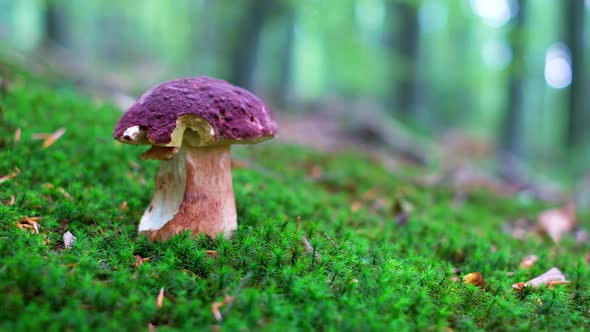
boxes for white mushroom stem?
[138,144,237,240]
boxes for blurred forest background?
[0,0,589,188]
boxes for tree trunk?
[499,0,527,159]
[565,0,586,147]
[389,2,419,118]
[229,0,272,90]
[277,9,295,107]
[43,0,63,48]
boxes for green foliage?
[1,69,590,330]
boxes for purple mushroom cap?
[113,76,277,145]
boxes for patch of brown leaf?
[16,216,41,234]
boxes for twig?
[14,128,20,144]
[42,127,66,148]
[322,232,337,246]
[0,168,20,184]
[156,287,165,308]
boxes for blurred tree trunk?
[277,9,295,107]
[43,0,64,48]
[499,0,527,160]
[565,0,586,147]
[229,0,272,90]
[389,1,419,118]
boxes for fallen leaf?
[134,255,151,268]
[156,287,165,308]
[120,201,129,212]
[350,201,362,212]
[463,272,485,289]
[0,168,20,184]
[520,255,538,269]
[537,203,576,243]
[512,267,570,291]
[204,250,218,258]
[147,323,156,332]
[302,236,322,262]
[63,231,76,249]
[42,128,66,148]
[1,195,15,206]
[211,295,234,322]
[16,216,41,234]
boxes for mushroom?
[113,76,277,241]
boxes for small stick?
[156,287,165,308]
[14,128,21,144]
[43,128,66,148]
[0,168,20,184]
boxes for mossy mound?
[1,66,589,331]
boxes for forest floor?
[1,59,590,331]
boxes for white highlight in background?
[544,43,572,89]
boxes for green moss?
[1,67,590,331]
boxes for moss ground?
[1,63,590,331]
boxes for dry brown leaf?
[537,203,576,243]
[211,295,234,322]
[204,250,218,258]
[147,323,157,332]
[463,272,485,289]
[520,255,538,269]
[350,201,362,212]
[302,236,313,253]
[156,287,165,308]
[512,267,570,291]
[1,195,15,206]
[42,128,66,148]
[0,168,20,184]
[134,255,151,268]
[14,128,21,144]
[16,216,41,234]
[63,231,76,249]
[120,201,129,212]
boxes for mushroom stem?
[139,144,237,240]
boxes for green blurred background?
[0,0,588,179]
